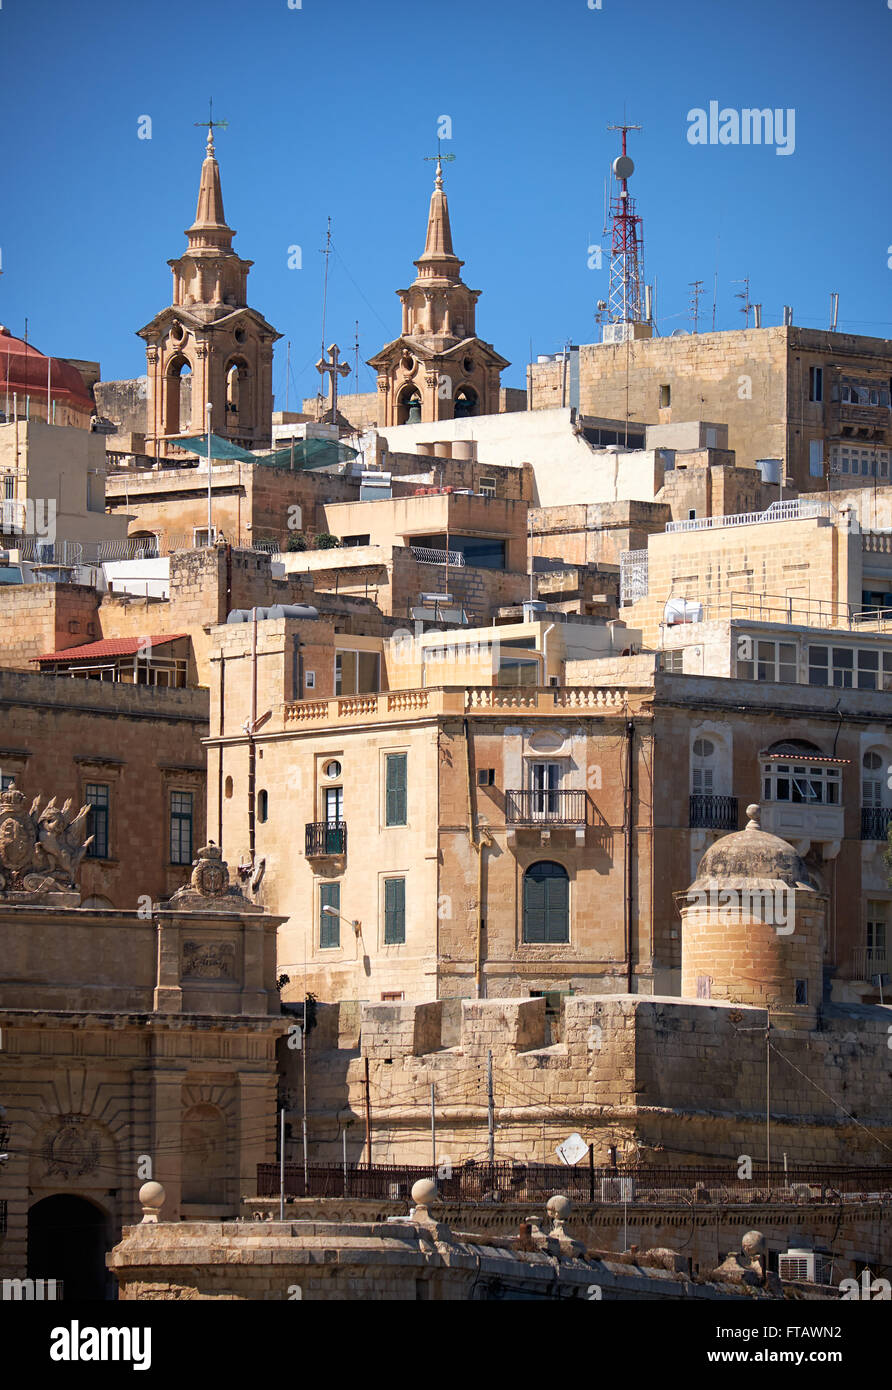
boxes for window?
[523,861,569,944]
[479,478,496,498]
[737,639,796,684]
[688,509,697,520]
[170,790,193,864]
[659,384,671,408]
[385,753,407,826]
[384,877,406,944]
[691,738,715,796]
[794,979,808,1005]
[323,760,342,780]
[3,477,13,500]
[335,650,380,695]
[325,785,344,823]
[1,773,16,791]
[192,528,216,548]
[320,882,340,949]
[863,750,885,808]
[809,440,824,477]
[809,645,892,691]
[529,761,562,816]
[477,769,495,787]
[808,367,823,403]
[762,761,840,805]
[661,650,683,673]
[867,906,887,966]
[86,783,110,859]
[257,789,268,824]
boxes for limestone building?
[527,326,892,494]
[137,129,280,458]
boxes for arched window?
[454,386,478,419]
[397,387,422,425]
[224,358,252,432]
[257,789,268,823]
[863,750,884,808]
[523,861,569,943]
[691,737,716,795]
[164,355,193,437]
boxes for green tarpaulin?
[171,433,358,470]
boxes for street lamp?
[322,905,362,936]
[206,401,213,541]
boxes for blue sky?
[1,0,890,405]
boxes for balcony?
[861,807,892,842]
[689,794,739,831]
[849,949,889,983]
[505,790,588,847]
[305,821,347,858]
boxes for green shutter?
[385,753,407,826]
[384,877,406,944]
[320,882,340,948]
[523,862,569,944]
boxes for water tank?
[523,600,548,622]
[756,457,781,484]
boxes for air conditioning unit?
[600,1176,635,1202]
[778,1248,827,1284]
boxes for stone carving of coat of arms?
[42,1115,101,1178]
[0,786,93,905]
[167,842,262,913]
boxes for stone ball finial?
[138,1180,165,1224]
[745,804,761,829]
[741,1230,765,1258]
[410,1178,438,1212]
[546,1193,572,1231]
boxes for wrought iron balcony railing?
[861,807,892,841]
[689,794,739,831]
[505,789,587,825]
[305,821,347,857]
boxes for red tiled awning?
[32,634,188,663]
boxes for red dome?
[0,325,93,411]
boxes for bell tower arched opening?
[163,355,193,438]
[397,387,422,426]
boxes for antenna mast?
[605,123,644,330]
[689,280,704,335]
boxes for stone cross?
[316,343,351,426]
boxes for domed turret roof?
[689,804,819,893]
[0,326,93,410]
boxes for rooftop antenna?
[830,292,839,332]
[353,320,360,393]
[689,280,704,334]
[732,276,752,328]
[319,217,332,362]
[605,123,644,327]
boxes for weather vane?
[424,139,456,181]
[194,98,228,148]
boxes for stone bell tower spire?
[137,112,280,459]
[368,153,509,427]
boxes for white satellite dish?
[556,1132,590,1166]
[613,155,634,180]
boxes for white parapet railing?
[411,546,465,566]
[665,498,832,534]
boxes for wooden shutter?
[320,882,340,948]
[384,877,406,943]
[385,754,407,826]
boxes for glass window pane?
[320,882,340,948]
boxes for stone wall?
[288,994,892,1173]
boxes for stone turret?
[679,803,827,1024]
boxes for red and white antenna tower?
[605,123,645,327]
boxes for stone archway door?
[27,1194,113,1301]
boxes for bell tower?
[138,122,280,458]
[368,157,509,427]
